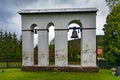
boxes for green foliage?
[49,44,55,64]
[0,30,22,62]
[105,0,120,9]
[68,39,80,64]
[34,45,38,64]
[0,69,120,80]
[96,35,104,47]
[103,3,120,66]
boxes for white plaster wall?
[38,30,49,66]
[81,30,96,67]
[22,31,34,66]
[80,13,97,67]
[21,13,96,30]
[55,30,68,66]
[21,12,97,67]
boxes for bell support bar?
[22,27,96,32]
[69,27,81,31]
[69,27,96,31]
[22,29,48,31]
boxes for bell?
[34,29,38,34]
[71,29,78,38]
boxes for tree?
[0,30,3,61]
[105,0,120,9]
[96,35,104,48]
[103,3,120,66]
[0,30,22,62]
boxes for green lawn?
[0,69,119,80]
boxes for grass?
[0,69,120,80]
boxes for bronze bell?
[31,29,38,34]
[71,29,78,38]
[34,29,38,34]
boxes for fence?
[0,62,21,69]
[97,58,115,69]
[0,58,115,69]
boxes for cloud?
[0,0,109,38]
[0,0,39,37]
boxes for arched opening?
[68,20,82,65]
[31,24,38,65]
[47,22,55,65]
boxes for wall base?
[21,65,99,72]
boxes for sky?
[0,0,109,41]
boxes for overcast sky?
[0,0,109,39]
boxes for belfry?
[19,8,98,72]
